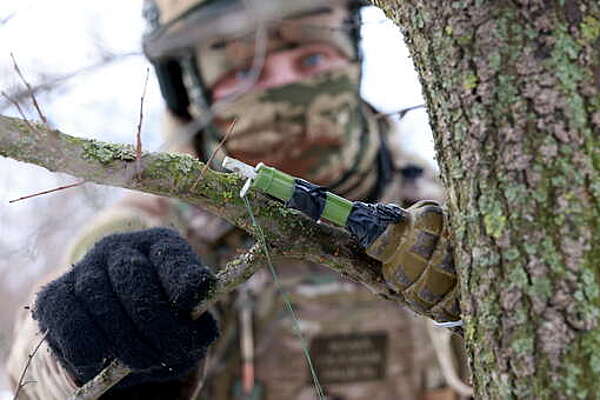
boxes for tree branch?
[0,114,397,301]
[66,360,129,400]
[1,113,411,398]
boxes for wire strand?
[241,195,325,400]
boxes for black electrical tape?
[285,179,328,221]
[346,202,408,248]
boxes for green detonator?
[250,163,353,227]
[223,156,462,324]
[251,164,295,203]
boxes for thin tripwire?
[241,195,325,400]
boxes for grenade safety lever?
[223,156,461,324]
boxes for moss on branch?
[0,114,397,303]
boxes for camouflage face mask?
[198,64,381,199]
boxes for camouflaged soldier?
[6,0,468,399]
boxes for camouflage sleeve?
[5,192,183,400]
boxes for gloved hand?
[33,228,219,387]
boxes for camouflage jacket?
[6,117,459,400]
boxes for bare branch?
[135,68,150,169]
[133,67,149,178]
[12,332,48,400]
[192,242,265,318]
[10,53,48,126]
[0,52,140,113]
[202,118,237,175]
[1,91,39,134]
[0,114,392,299]
[9,180,85,204]
[66,360,129,400]
[193,118,237,191]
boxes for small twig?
[1,91,38,134]
[9,180,85,204]
[12,332,48,400]
[10,53,48,126]
[0,52,140,113]
[202,118,237,174]
[135,68,150,172]
[66,360,130,400]
[191,242,264,318]
[192,118,238,190]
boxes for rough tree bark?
[373,1,600,399]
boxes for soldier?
[6,0,466,399]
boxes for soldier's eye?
[301,52,325,68]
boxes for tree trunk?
[373,1,600,398]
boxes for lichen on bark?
[373,0,599,398]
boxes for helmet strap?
[180,53,226,163]
[180,53,212,116]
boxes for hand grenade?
[365,200,460,323]
[221,158,461,323]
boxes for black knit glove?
[33,228,219,387]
